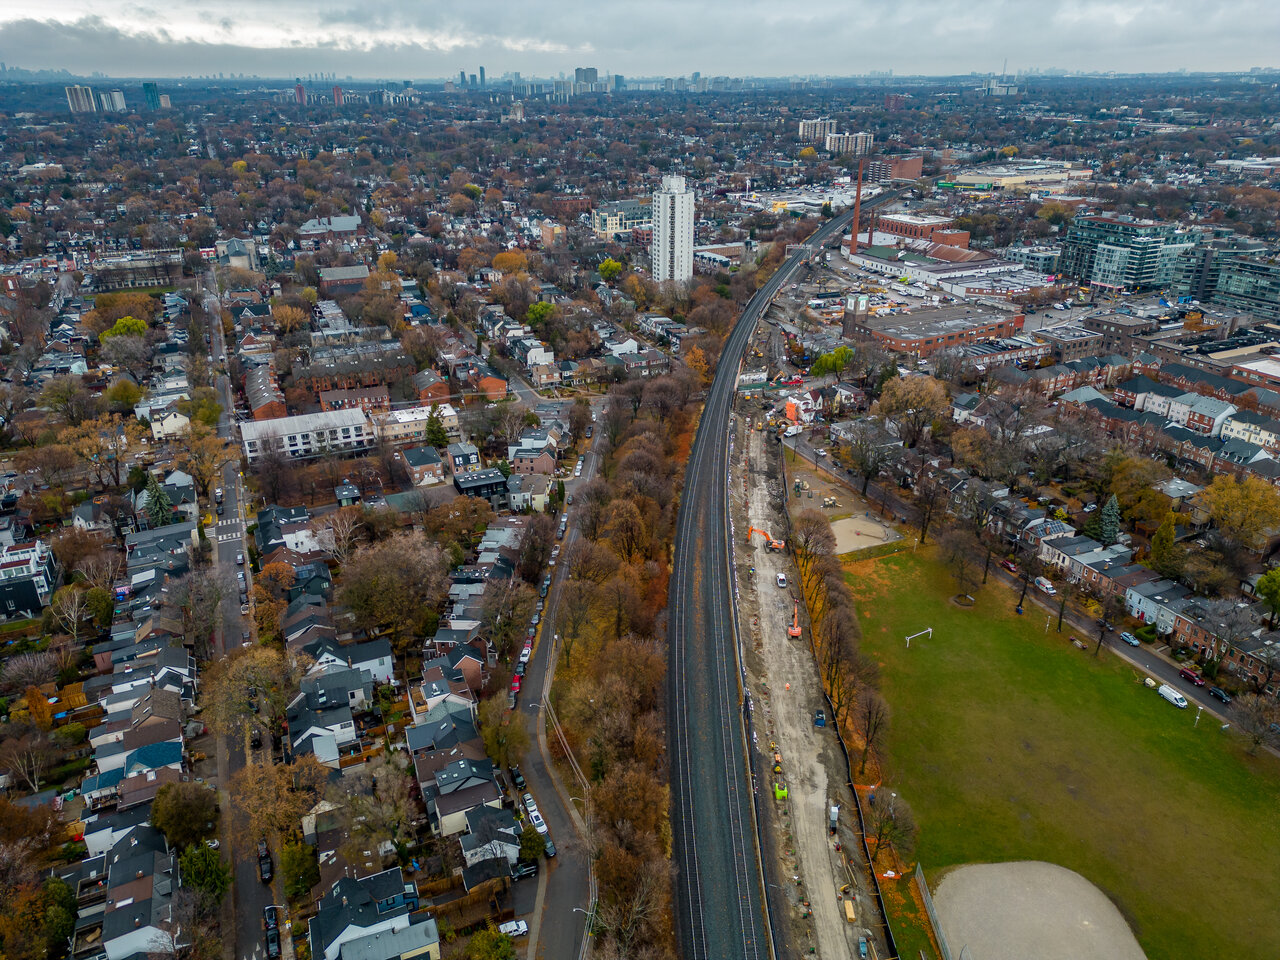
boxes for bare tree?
[844,417,892,495]
[914,474,945,545]
[855,690,890,776]
[939,525,981,597]
[50,586,91,644]
[316,506,363,568]
[0,726,54,793]
[792,508,836,594]
[77,549,124,592]
[0,650,58,694]
[865,789,917,863]
[1234,693,1280,755]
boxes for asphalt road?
[514,400,605,960]
[197,276,274,960]
[668,201,903,960]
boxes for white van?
[1157,684,1188,709]
[1034,576,1056,596]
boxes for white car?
[519,644,533,664]
[529,810,548,835]
[776,573,787,588]
[498,920,529,937]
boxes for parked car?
[776,573,787,588]
[265,927,281,959]
[529,810,548,835]
[520,644,533,664]
[1120,632,1140,647]
[257,840,273,883]
[511,860,538,880]
[1158,683,1189,709]
[263,906,279,931]
[514,661,526,677]
[510,675,522,694]
[498,920,529,937]
[1209,686,1232,704]
[814,710,826,728]
[544,835,557,858]
[522,793,538,816]
[510,765,526,790]
[1083,502,1099,513]
[1034,576,1056,596]
[236,552,244,565]
[1178,667,1207,687]
[999,559,1019,573]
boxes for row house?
[319,384,391,415]
[240,409,374,463]
[373,403,460,445]
[1219,409,1280,452]
[403,446,445,485]
[413,369,452,405]
[1168,393,1236,436]
[1127,578,1195,632]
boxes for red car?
[510,675,522,693]
[1000,560,1019,574]
[1178,667,1206,687]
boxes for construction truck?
[747,526,786,551]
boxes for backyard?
[845,549,1280,960]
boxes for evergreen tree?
[424,405,449,448]
[1150,511,1180,576]
[144,473,172,528]
[1098,493,1120,546]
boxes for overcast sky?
[0,1,1276,81]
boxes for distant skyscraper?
[65,84,96,113]
[459,69,466,87]
[332,86,344,106]
[469,74,477,87]
[575,66,598,85]
[142,82,161,111]
[294,80,305,105]
[652,175,694,285]
[479,66,486,88]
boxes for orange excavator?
[747,526,786,551]
[788,598,803,638]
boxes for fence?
[914,863,953,960]
[777,438,901,960]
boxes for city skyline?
[0,1,1277,81]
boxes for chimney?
[849,157,866,256]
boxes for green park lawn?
[846,550,1280,960]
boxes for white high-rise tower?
[652,175,694,284]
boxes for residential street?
[516,397,605,960]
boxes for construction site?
[728,391,889,960]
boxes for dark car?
[511,859,538,880]
[544,836,557,858]
[1209,686,1232,705]
[265,927,281,959]
[510,765,526,790]
[257,838,273,882]
[263,906,279,931]
[1178,667,1207,687]
[215,503,224,516]
[514,661,526,677]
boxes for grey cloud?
[0,1,1276,79]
